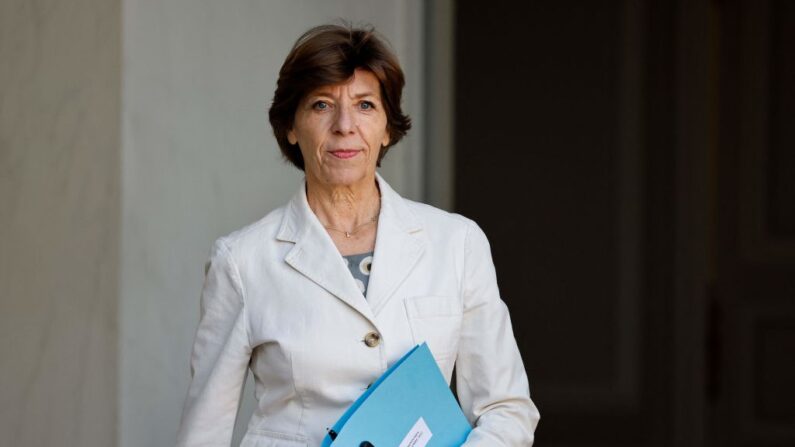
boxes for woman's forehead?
[306,69,381,99]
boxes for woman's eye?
[359,101,375,110]
[312,101,329,110]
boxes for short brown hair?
[268,23,412,170]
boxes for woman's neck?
[305,175,381,233]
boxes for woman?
[177,23,539,446]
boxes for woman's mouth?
[328,149,360,159]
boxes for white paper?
[398,417,433,447]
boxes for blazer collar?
[276,172,427,324]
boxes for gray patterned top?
[342,251,374,297]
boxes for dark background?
[454,1,795,446]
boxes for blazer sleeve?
[456,220,540,446]
[177,238,252,446]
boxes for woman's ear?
[381,132,390,147]
[287,129,297,145]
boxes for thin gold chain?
[323,214,378,238]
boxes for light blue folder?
[321,343,472,447]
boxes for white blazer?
[177,173,539,446]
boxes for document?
[321,343,472,447]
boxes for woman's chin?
[317,166,374,189]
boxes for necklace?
[323,213,379,238]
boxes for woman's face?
[288,69,390,189]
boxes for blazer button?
[363,331,381,347]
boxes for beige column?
[0,0,121,446]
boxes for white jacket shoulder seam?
[216,238,252,348]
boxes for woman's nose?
[332,106,355,134]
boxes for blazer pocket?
[240,429,308,447]
[404,295,463,363]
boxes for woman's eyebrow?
[350,91,378,99]
[308,91,334,99]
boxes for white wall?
[120,1,425,445]
[0,0,120,446]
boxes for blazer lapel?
[276,181,376,324]
[275,173,427,322]
[365,173,427,315]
